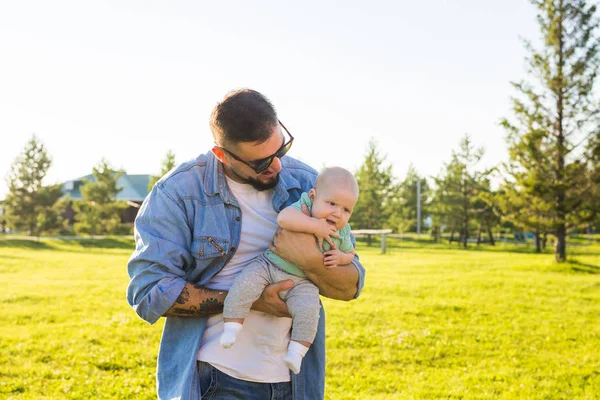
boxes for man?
[126,88,366,399]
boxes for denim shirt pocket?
[189,236,230,281]
[191,236,230,258]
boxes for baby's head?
[308,167,359,230]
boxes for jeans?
[197,361,292,399]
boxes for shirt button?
[230,247,236,252]
[235,216,240,221]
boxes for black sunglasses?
[220,121,294,174]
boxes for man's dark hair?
[210,89,278,147]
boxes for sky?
[0,0,540,200]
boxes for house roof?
[62,173,151,202]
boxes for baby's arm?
[277,206,340,249]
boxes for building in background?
[61,174,151,224]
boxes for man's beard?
[247,174,279,191]
[226,166,280,191]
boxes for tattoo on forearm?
[200,298,223,315]
[175,286,190,305]
[168,307,201,316]
[166,284,225,317]
[192,284,219,295]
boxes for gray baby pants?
[223,253,321,344]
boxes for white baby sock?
[283,341,309,374]
[220,322,243,348]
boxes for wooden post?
[351,229,392,254]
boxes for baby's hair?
[315,167,359,197]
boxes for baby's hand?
[314,219,340,249]
[323,249,342,269]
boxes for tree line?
[2,0,600,263]
[351,0,600,262]
[0,138,175,238]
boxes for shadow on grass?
[0,237,135,251]
[356,236,600,257]
[569,259,600,274]
[74,238,135,249]
[0,238,53,250]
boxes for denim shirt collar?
[203,152,302,211]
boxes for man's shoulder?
[154,153,212,197]
[282,156,318,177]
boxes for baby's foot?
[220,322,243,348]
[283,341,309,374]
[283,353,302,374]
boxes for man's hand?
[251,280,293,318]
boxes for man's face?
[221,125,285,191]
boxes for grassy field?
[1,237,599,399]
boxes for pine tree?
[586,139,600,226]
[73,159,127,236]
[472,178,499,246]
[352,139,396,236]
[3,135,62,235]
[36,184,70,237]
[388,164,430,235]
[431,135,491,248]
[503,0,600,261]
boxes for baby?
[220,166,360,374]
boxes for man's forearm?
[270,229,360,300]
[164,283,226,317]
[338,250,356,266]
[303,262,359,300]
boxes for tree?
[432,156,467,246]
[503,0,600,261]
[352,139,396,236]
[492,155,555,252]
[36,184,70,236]
[3,135,63,235]
[149,150,176,190]
[430,135,492,248]
[400,165,430,233]
[388,164,430,236]
[73,159,127,236]
[586,138,600,227]
[472,178,499,246]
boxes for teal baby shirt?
[266,192,354,277]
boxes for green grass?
[1,237,599,399]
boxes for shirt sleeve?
[126,185,192,324]
[338,224,355,253]
[348,231,366,299]
[290,192,312,213]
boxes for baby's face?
[309,185,358,231]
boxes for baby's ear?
[308,188,316,201]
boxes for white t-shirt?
[196,176,292,383]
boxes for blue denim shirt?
[126,152,366,400]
